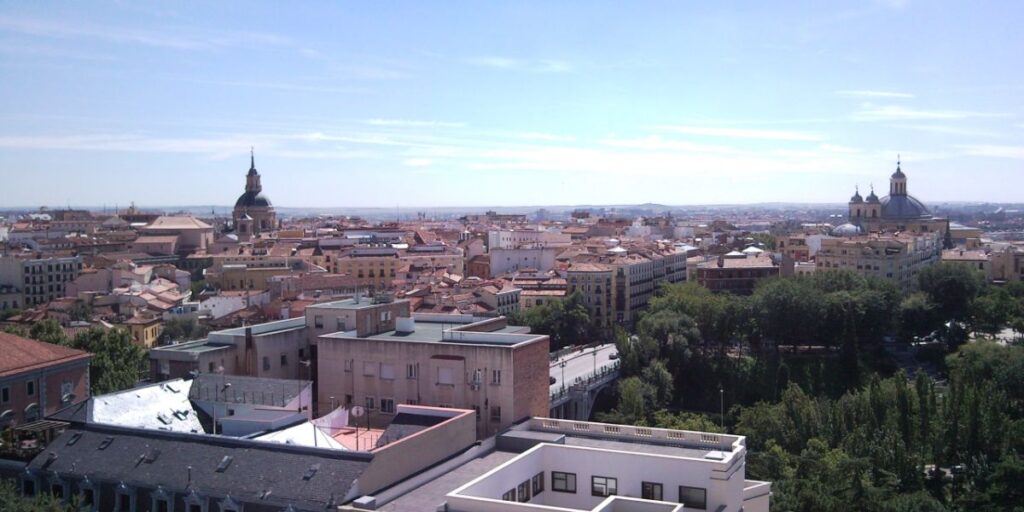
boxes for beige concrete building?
[0,255,82,309]
[694,252,780,294]
[140,216,214,254]
[315,302,550,438]
[816,231,941,292]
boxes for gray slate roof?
[28,425,371,510]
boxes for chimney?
[717,255,724,268]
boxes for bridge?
[549,344,621,421]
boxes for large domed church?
[846,158,948,236]
[232,150,277,240]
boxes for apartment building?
[816,231,941,292]
[488,230,572,250]
[567,263,615,328]
[694,252,780,295]
[0,255,83,309]
[331,247,401,290]
[315,309,550,438]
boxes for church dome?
[850,190,863,203]
[866,189,880,203]
[832,223,863,237]
[235,191,272,208]
[880,194,930,220]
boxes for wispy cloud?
[655,125,823,142]
[894,124,1004,138]
[517,132,577,142]
[851,103,1008,122]
[402,158,433,167]
[836,90,914,99]
[0,15,290,50]
[958,144,1024,159]
[365,119,466,128]
[467,56,570,73]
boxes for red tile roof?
[0,332,91,378]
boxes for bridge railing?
[550,361,621,402]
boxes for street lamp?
[593,348,598,376]
[718,384,724,432]
[560,361,566,392]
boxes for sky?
[0,1,1022,209]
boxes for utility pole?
[719,384,724,432]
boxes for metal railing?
[550,361,621,402]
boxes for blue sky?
[0,1,1021,208]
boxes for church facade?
[232,151,277,241]
[846,159,948,236]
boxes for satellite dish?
[351,405,365,417]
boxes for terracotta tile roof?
[0,332,91,377]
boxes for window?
[336,318,347,331]
[517,480,531,502]
[50,483,63,498]
[502,489,516,502]
[532,472,544,495]
[678,486,707,509]
[82,488,95,507]
[280,354,288,366]
[491,369,501,385]
[591,476,617,497]
[380,398,395,414]
[26,381,35,397]
[1,387,8,403]
[262,356,270,371]
[552,472,576,493]
[365,396,375,410]
[490,406,501,423]
[642,481,663,501]
[380,363,395,380]
[363,362,376,376]
[380,311,391,321]
[437,367,454,385]
[314,315,324,328]
[406,364,418,379]
[117,493,132,512]
[344,360,353,372]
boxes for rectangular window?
[336,318,346,331]
[380,398,395,414]
[365,396,375,410]
[314,315,324,328]
[344,360,353,372]
[1,387,8,403]
[437,367,454,385]
[491,369,501,385]
[406,364,418,379]
[501,489,516,502]
[26,381,35,397]
[280,354,288,366]
[262,357,270,371]
[678,486,707,509]
[517,480,531,502]
[552,472,576,493]
[380,363,395,380]
[490,406,501,423]
[532,472,544,495]
[591,476,617,497]
[642,481,663,501]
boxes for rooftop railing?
[529,416,743,453]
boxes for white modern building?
[372,417,771,512]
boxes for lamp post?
[560,361,566,393]
[592,348,598,377]
[719,384,724,432]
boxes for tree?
[70,328,146,395]
[900,293,940,342]
[28,319,67,346]
[605,376,655,425]
[0,479,68,512]
[514,291,594,350]
[159,317,209,345]
[972,289,1017,337]
[918,263,985,323]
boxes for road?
[550,344,619,394]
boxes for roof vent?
[216,455,234,473]
[66,432,82,446]
[303,463,320,480]
[41,451,58,469]
[98,437,114,450]
[144,449,161,464]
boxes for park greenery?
[523,263,1024,511]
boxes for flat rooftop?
[321,318,541,347]
[308,296,410,311]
